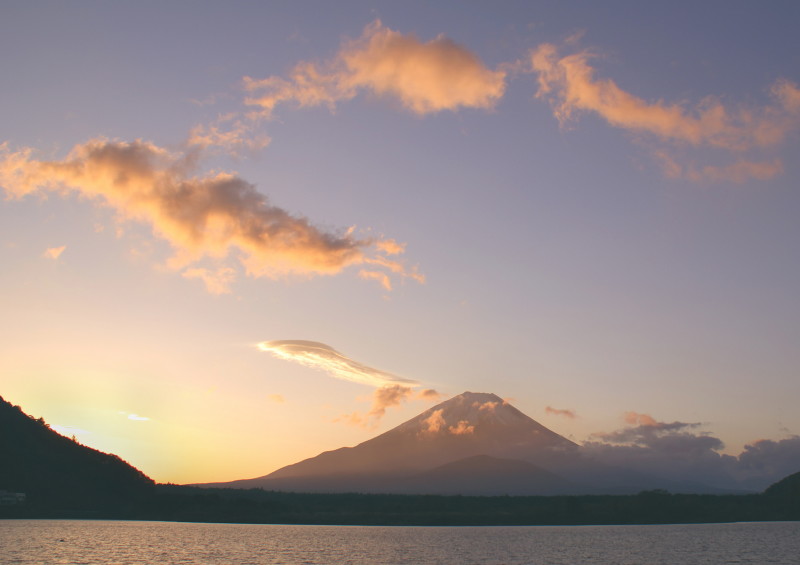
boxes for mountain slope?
[399,454,574,495]
[270,392,577,479]
[0,395,154,509]
[202,392,585,494]
[764,470,800,498]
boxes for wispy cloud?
[654,151,784,183]
[244,20,506,117]
[50,424,92,438]
[187,112,271,155]
[43,245,66,260]
[182,267,236,295]
[530,42,800,182]
[118,411,151,422]
[0,139,420,291]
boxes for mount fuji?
[198,392,703,495]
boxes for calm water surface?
[1,520,798,564]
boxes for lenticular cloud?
[258,340,440,428]
[257,340,416,387]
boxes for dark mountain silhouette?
[0,395,154,510]
[199,391,693,495]
[764,470,800,498]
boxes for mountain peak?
[455,391,503,400]
[243,391,579,489]
[391,391,573,443]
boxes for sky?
[2,1,800,485]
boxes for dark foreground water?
[1,520,798,564]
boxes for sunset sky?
[2,1,799,484]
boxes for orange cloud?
[368,384,413,421]
[448,420,475,435]
[182,267,236,295]
[0,139,420,290]
[43,245,66,260]
[187,114,270,155]
[375,239,405,255]
[530,43,800,182]
[624,411,659,427]
[336,384,417,429]
[421,408,446,434]
[358,269,392,291]
[655,151,784,183]
[473,400,499,412]
[545,406,576,419]
[417,388,441,401]
[245,20,506,117]
[419,408,476,436]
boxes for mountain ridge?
[0,395,154,509]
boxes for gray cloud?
[734,436,800,490]
[584,413,800,492]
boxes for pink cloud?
[42,245,66,260]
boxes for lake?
[1,520,798,564]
